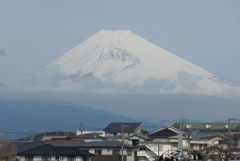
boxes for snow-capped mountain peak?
[42,30,240,95]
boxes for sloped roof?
[17,144,94,156]
[172,123,240,131]
[45,139,85,147]
[9,141,45,153]
[103,122,142,133]
[149,128,178,138]
[154,126,179,133]
[140,129,150,134]
[78,141,135,149]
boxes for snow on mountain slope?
[42,30,240,95]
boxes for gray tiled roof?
[78,141,135,149]
[17,144,94,156]
[45,139,85,147]
[172,123,240,131]
[149,128,178,138]
[10,141,45,153]
[103,122,142,133]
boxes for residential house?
[77,140,137,161]
[103,122,142,140]
[76,131,105,137]
[127,134,153,161]
[41,136,68,142]
[127,134,152,146]
[202,134,238,148]
[129,126,191,161]
[172,122,240,152]
[18,144,94,161]
[198,134,240,160]
[149,126,191,151]
[173,121,240,130]
[70,133,104,142]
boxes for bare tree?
[0,134,17,161]
[201,136,238,161]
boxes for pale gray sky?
[0,0,240,84]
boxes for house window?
[55,156,59,161]
[83,157,88,161]
[214,140,219,145]
[95,150,102,155]
[112,150,120,155]
[67,156,75,161]
[132,140,139,146]
[225,125,231,129]
[140,147,146,151]
[42,156,51,161]
[25,156,34,161]
[206,124,211,128]
[219,140,227,144]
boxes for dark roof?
[103,122,142,133]
[18,144,94,156]
[78,141,135,149]
[149,128,178,138]
[140,129,150,134]
[45,139,85,147]
[10,141,45,153]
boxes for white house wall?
[138,142,177,160]
[20,156,90,161]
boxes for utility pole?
[228,118,240,136]
[121,124,129,161]
[227,118,240,140]
[227,118,240,160]
[80,121,83,140]
[177,118,183,159]
[158,115,161,129]
[228,118,231,137]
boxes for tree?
[200,135,238,161]
[0,134,17,161]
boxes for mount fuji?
[42,30,239,95]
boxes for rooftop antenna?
[121,124,129,161]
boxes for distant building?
[103,122,142,139]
